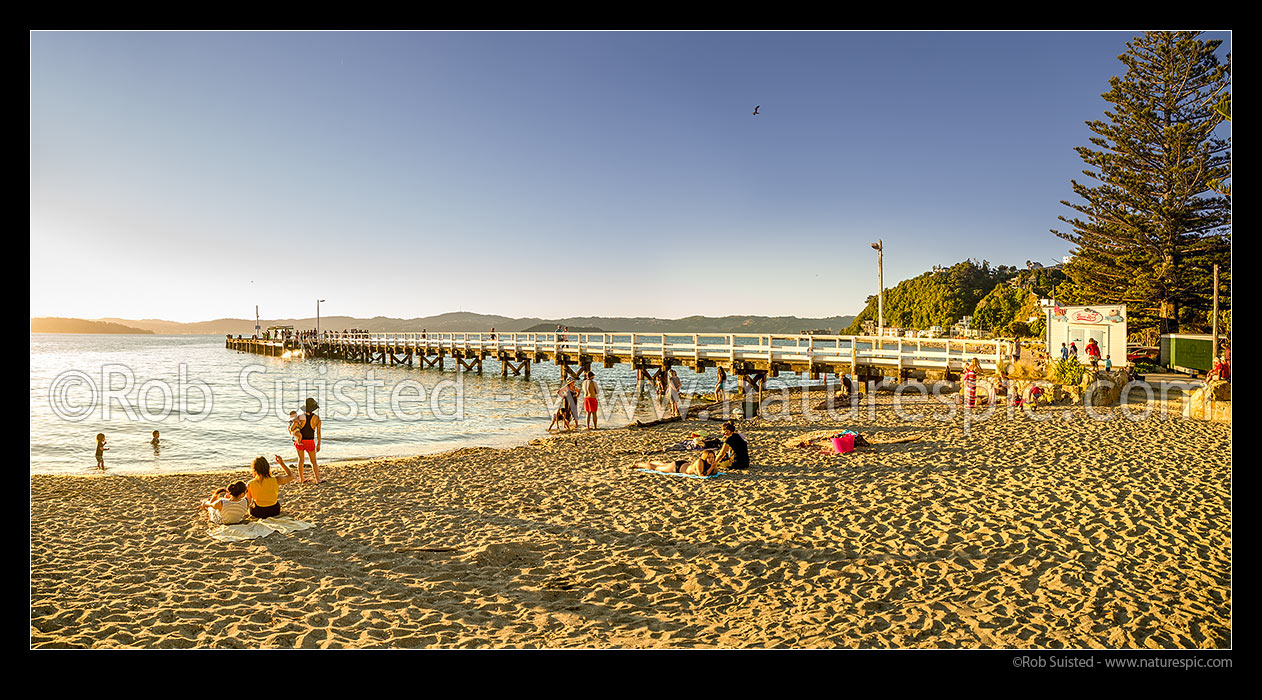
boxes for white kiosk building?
[1044,303,1128,365]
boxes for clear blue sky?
[30,30,1232,323]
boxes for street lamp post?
[870,240,884,338]
[317,299,326,337]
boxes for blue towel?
[636,469,727,480]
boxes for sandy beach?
[30,388,1231,649]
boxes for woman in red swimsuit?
[295,397,322,483]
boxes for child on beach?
[200,482,250,525]
[95,434,108,469]
[288,411,305,446]
[549,384,577,431]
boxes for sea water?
[31,334,824,475]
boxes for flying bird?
[752,105,760,116]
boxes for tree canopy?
[843,260,1016,334]
[1052,31,1230,334]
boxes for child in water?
[95,433,108,469]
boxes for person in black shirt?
[716,421,749,470]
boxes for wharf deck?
[227,332,1013,385]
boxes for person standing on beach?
[557,380,579,429]
[667,369,682,417]
[295,398,323,484]
[582,371,600,430]
[962,358,980,408]
[715,366,727,402]
[1085,338,1101,371]
[1069,341,1078,359]
[94,433,108,469]
[1060,343,1070,361]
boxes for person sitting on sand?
[636,450,718,477]
[247,455,296,519]
[715,421,749,470]
[201,481,250,525]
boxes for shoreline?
[30,377,1203,478]
[32,388,1230,648]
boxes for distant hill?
[31,317,154,334]
[93,312,857,336]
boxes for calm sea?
[30,334,820,475]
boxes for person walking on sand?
[582,371,600,430]
[1060,343,1070,361]
[247,455,296,519]
[295,398,323,483]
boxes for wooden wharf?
[227,332,1014,388]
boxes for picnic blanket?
[208,516,315,542]
[636,469,727,480]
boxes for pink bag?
[831,433,855,454]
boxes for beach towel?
[208,516,315,542]
[636,469,727,480]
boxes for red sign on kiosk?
[1070,309,1104,323]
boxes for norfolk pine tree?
[1052,31,1230,334]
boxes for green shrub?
[1131,360,1159,374]
[1051,356,1086,386]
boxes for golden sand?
[30,389,1230,648]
